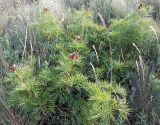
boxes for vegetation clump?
[1,1,160,125]
[4,11,129,125]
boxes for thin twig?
[97,12,107,29]
[22,26,28,61]
[121,48,125,62]
[90,62,98,83]
[92,45,99,62]
[149,26,159,44]
[109,39,113,84]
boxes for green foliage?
[33,13,63,42]
[3,4,160,125]
[89,0,115,23]
[6,11,129,125]
[110,12,158,61]
[0,32,22,64]
[63,11,111,81]
[8,61,128,125]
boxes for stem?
[109,39,113,84]
[90,62,98,83]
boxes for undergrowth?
[0,1,160,125]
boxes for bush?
[9,64,128,124]
[6,11,129,125]
[3,5,160,125]
[110,12,159,61]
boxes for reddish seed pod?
[137,3,143,9]
[8,64,16,72]
[43,7,49,13]
[69,52,79,60]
